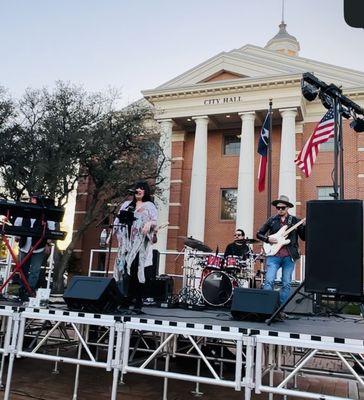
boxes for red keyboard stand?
[0,220,47,297]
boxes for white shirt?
[14,218,56,253]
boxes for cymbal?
[183,236,212,252]
[245,238,259,244]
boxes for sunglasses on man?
[276,206,287,210]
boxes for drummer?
[224,229,250,260]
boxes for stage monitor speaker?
[230,288,279,321]
[63,276,123,313]
[305,200,364,297]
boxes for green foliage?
[0,82,163,207]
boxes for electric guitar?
[263,218,306,256]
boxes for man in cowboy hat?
[257,195,305,308]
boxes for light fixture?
[187,118,192,122]
[319,91,333,110]
[301,82,318,101]
[226,115,231,118]
[341,106,351,119]
[350,117,364,133]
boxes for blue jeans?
[263,256,295,305]
[19,250,45,291]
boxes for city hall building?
[75,23,364,276]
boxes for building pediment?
[150,45,364,94]
[200,70,248,83]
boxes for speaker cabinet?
[63,276,123,313]
[230,288,279,320]
[144,275,174,302]
[305,200,364,297]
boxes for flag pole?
[333,97,339,200]
[267,99,273,218]
[339,107,344,199]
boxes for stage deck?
[2,301,363,345]
[126,306,364,343]
[0,301,363,400]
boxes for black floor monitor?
[63,276,124,313]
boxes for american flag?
[295,108,335,177]
[257,112,270,192]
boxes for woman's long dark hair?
[128,181,153,210]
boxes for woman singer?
[113,181,157,312]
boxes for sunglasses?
[276,206,287,210]
[234,234,243,237]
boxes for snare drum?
[206,255,224,270]
[224,255,243,271]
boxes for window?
[317,186,337,200]
[319,137,334,152]
[221,189,237,220]
[223,134,241,155]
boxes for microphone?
[127,189,136,195]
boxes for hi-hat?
[182,236,212,252]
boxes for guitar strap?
[287,215,293,227]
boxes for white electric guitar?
[263,218,306,256]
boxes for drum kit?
[179,236,264,307]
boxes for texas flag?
[257,112,270,192]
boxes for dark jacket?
[256,214,305,261]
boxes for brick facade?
[73,117,361,276]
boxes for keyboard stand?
[0,220,47,297]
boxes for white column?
[279,108,298,214]
[187,116,209,241]
[155,119,173,274]
[236,112,255,238]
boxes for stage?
[0,302,363,400]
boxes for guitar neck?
[283,218,306,237]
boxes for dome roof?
[265,22,300,56]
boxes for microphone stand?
[101,193,133,277]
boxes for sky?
[1,0,363,105]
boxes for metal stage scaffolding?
[0,304,363,399]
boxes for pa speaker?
[63,276,123,313]
[230,288,279,321]
[305,200,364,297]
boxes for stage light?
[341,106,351,119]
[319,91,333,110]
[350,117,364,133]
[301,83,318,101]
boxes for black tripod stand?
[266,280,306,325]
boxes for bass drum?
[201,271,236,307]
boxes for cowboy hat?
[271,195,294,208]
